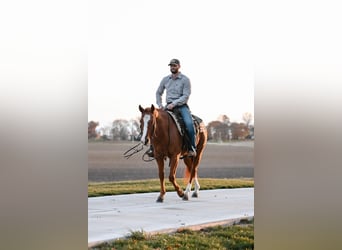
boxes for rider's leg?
[178,105,196,156]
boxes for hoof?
[156,196,164,203]
[182,193,189,201]
[192,192,198,198]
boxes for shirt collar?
[168,72,182,79]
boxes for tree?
[230,122,249,140]
[96,122,113,140]
[112,119,129,140]
[88,121,99,139]
[242,112,253,127]
[111,118,140,141]
[128,118,140,141]
[217,114,230,125]
[207,120,229,142]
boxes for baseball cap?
[168,59,180,66]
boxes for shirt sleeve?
[156,78,166,108]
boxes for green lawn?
[88,178,254,249]
[90,219,254,250]
[88,178,254,197]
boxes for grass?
[88,178,254,249]
[88,178,254,197]
[90,219,254,250]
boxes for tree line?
[88,112,254,142]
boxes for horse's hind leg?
[156,158,166,202]
[190,153,202,198]
[192,177,200,198]
[183,158,194,200]
[184,134,206,199]
[190,164,203,198]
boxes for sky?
[88,0,255,126]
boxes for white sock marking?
[194,178,200,193]
[185,183,192,193]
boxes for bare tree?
[242,112,253,127]
[112,119,130,140]
[97,122,113,140]
[128,118,140,141]
[217,114,230,125]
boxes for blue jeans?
[178,105,196,150]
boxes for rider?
[146,58,197,158]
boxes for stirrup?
[142,148,155,162]
[145,148,154,158]
[187,150,197,157]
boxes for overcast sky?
[88,0,254,125]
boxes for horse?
[139,104,207,202]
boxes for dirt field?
[88,141,254,182]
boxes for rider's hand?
[167,103,174,110]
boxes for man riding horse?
[146,58,197,158]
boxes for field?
[89,141,254,249]
[88,141,254,182]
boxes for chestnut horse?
[139,104,207,202]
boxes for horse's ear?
[151,104,155,112]
[139,105,144,113]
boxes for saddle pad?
[167,111,184,136]
[166,111,204,136]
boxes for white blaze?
[140,114,151,143]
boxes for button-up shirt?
[156,72,191,108]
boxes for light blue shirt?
[156,73,191,108]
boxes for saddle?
[166,109,205,151]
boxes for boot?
[187,146,197,157]
[145,145,154,157]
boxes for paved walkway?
[88,188,254,248]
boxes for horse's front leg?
[156,157,165,202]
[183,157,195,200]
[168,155,184,199]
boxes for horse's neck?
[154,110,169,136]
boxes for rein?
[123,142,144,159]
[124,109,172,162]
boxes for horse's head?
[138,104,157,145]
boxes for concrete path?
[88,188,254,248]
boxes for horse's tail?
[183,124,207,185]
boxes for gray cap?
[168,59,180,66]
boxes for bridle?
[143,109,171,160]
[124,108,172,162]
[147,110,157,142]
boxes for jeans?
[178,105,196,150]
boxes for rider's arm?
[156,77,166,108]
